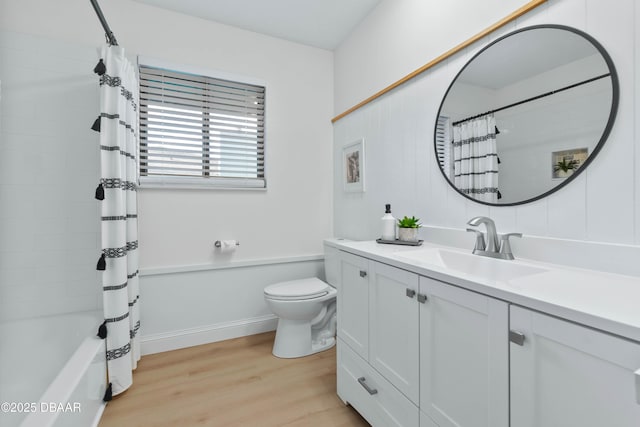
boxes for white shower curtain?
[452,114,499,203]
[97,45,140,395]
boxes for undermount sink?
[395,247,548,282]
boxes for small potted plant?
[553,158,580,178]
[397,216,421,242]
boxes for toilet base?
[311,336,336,354]
[272,319,336,359]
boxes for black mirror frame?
[434,24,619,207]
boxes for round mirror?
[434,25,618,206]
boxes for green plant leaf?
[398,215,422,228]
[554,158,579,173]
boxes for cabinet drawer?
[337,339,419,427]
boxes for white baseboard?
[141,315,278,355]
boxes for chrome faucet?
[467,216,500,252]
[466,216,522,260]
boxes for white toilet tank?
[323,242,340,287]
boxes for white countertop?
[326,238,640,343]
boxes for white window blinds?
[139,64,266,188]
[435,115,452,179]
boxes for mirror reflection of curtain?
[452,114,499,203]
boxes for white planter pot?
[398,227,419,242]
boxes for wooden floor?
[99,332,369,427]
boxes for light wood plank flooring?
[99,332,369,427]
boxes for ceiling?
[133,0,382,50]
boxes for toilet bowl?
[264,277,337,358]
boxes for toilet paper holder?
[214,240,240,248]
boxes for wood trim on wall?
[331,0,548,123]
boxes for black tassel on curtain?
[94,58,106,76]
[95,183,105,200]
[103,383,113,402]
[91,116,101,132]
[96,253,106,271]
[97,320,108,339]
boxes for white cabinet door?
[419,276,509,427]
[510,306,640,427]
[337,251,370,360]
[369,261,420,404]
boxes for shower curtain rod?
[90,0,118,46]
[451,72,610,126]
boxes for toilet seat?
[264,278,329,301]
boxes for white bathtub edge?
[20,336,105,427]
[141,314,278,355]
[90,402,106,427]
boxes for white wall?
[0,0,334,348]
[334,0,533,114]
[140,257,324,354]
[333,0,640,275]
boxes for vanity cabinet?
[337,250,507,427]
[337,252,420,426]
[333,241,640,427]
[510,306,640,427]
[419,276,509,427]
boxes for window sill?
[138,176,266,191]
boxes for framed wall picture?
[343,139,365,192]
[552,148,588,179]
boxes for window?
[138,63,266,189]
[435,115,452,179]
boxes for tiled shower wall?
[0,31,102,321]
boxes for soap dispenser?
[381,204,396,241]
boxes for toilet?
[264,244,339,358]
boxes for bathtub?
[0,310,108,427]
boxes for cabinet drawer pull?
[635,368,640,404]
[509,330,526,346]
[357,377,378,395]
[359,270,367,278]
[417,294,427,303]
[406,289,416,298]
